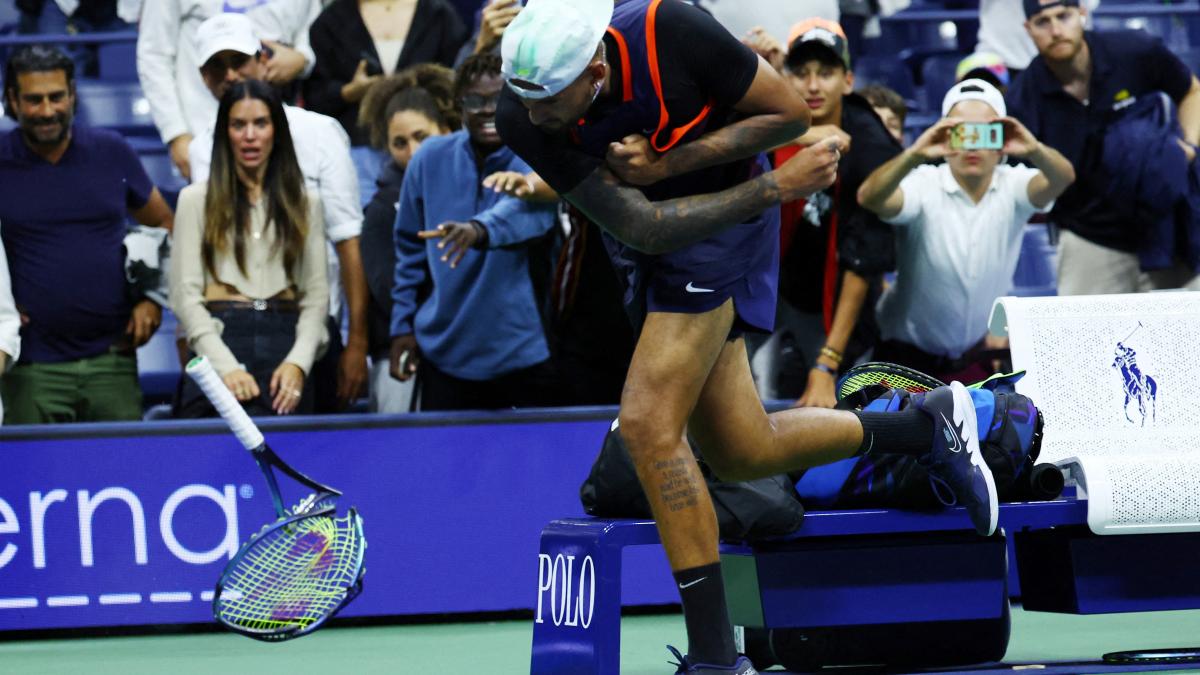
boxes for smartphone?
[950,122,1004,151]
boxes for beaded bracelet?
[819,345,844,364]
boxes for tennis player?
[497,2,998,672]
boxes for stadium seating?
[97,40,138,82]
[916,49,968,112]
[0,3,18,35]
[1012,224,1059,297]
[73,78,157,137]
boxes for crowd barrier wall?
[0,408,678,632]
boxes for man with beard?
[497,2,1001,672]
[1009,0,1200,294]
[0,46,174,424]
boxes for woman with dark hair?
[356,63,458,413]
[170,79,329,417]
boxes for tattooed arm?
[567,137,842,255]
[607,58,812,185]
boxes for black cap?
[1024,0,1081,19]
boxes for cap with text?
[195,13,260,68]
[501,0,614,100]
[786,18,851,71]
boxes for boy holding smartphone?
[856,79,1075,382]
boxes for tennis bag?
[579,421,807,543]
[751,368,1053,673]
[793,370,1056,510]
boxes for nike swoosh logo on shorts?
[686,282,715,293]
[678,577,707,590]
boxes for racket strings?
[837,363,946,400]
[216,512,364,635]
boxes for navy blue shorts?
[603,202,780,336]
[596,153,779,336]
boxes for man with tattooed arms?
[497,1,998,672]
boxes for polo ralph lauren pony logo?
[1112,322,1157,427]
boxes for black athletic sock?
[674,562,738,665]
[852,407,934,456]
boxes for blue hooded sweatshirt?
[391,131,555,380]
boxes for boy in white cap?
[187,13,370,410]
[498,2,1008,672]
[857,79,1075,381]
[137,0,321,181]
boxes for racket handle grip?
[185,356,265,451]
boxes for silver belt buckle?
[252,298,268,311]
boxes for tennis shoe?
[666,646,758,674]
[916,381,998,536]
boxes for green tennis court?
[4,605,1200,674]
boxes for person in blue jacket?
[388,52,557,411]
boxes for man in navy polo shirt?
[1009,0,1200,295]
[0,45,174,424]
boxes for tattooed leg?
[620,302,734,571]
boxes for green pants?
[1,352,142,425]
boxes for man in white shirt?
[857,79,1075,383]
[136,0,322,180]
[702,0,839,42]
[187,13,370,410]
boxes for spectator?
[16,0,139,77]
[977,0,1099,74]
[137,0,322,181]
[0,226,19,426]
[542,206,637,406]
[704,0,838,43]
[170,79,329,417]
[389,53,556,411]
[0,45,174,424]
[187,14,369,412]
[1009,0,1200,295]
[453,0,523,67]
[762,19,901,407]
[357,64,458,412]
[858,83,906,144]
[304,0,467,148]
[857,79,1074,383]
[485,166,636,407]
[955,51,1010,93]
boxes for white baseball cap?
[942,78,1007,118]
[500,0,614,100]
[195,13,260,68]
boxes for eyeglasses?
[461,94,500,113]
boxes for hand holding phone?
[950,122,1004,151]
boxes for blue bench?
[530,497,1200,674]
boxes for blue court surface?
[2,605,1200,674]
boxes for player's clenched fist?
[775,135,847,201]
[606,134,668,186]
